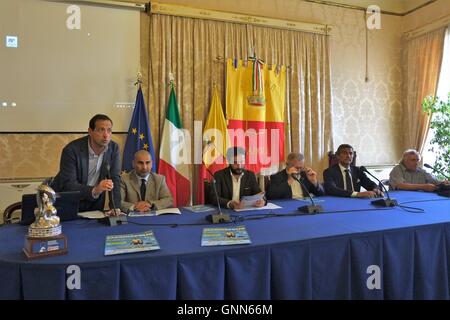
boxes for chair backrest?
[3,201,22,224]
[328,151,357,167]
[204,180,211,205]
[263,175,271,192]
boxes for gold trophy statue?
[23,182,68,259]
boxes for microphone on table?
[291,172,323,214]
[360,166,397,207]
[99,163,127,226]
[204,166,231,224]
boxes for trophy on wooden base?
[23,183,68,259]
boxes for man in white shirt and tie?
[323,144,382,198]
[120,150,173,212]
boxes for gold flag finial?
[134,71,143,86]
[168,72,176,88]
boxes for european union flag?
[122,87,156,172]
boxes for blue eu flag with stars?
[122,87,156,172]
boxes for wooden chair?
[263,175,271,192]
[328,151,357,167]
[204,180,211,205]
[3,202,22,224]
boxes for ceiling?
[305,0,435,15]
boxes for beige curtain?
[403,27,446,153]
[147,14,333,203]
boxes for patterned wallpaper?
[327,9,403,165]
[0,0,442,179]
[0,134,127,179]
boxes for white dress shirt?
[338,164,358,197]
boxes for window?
[423,27,450,171]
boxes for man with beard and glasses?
[209,147,265,210]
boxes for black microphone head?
[359,166,367,172]
[424,163,433,169]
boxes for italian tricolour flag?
[158,86,191,207]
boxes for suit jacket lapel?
[224,168,233,199]
[147,173,156,201]
[101,146,113,181]
[282,171,294,196]
[130,172,142,200]
[350,166,358,188]
[80,137,89,184]
[239,171,248,196]
[334,165,344,189]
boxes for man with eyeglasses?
[52,114,121,214]
[266,152,325,200]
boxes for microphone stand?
[204,166,231,224]
[100,164,128,226]
[291,174,323,214]
[360,166,397,207]
[424,164,450,197]
[424,163,450,180]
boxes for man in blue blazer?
[323,144,382,198]
[266,152,325,200]
[52,114,121,212]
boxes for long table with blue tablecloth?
[0,191,449,299]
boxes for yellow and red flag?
[226,58,286,174]
[196,88,230,204]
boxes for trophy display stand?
[23,233,68,260]
[22,183,69,260]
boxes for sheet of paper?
[128,208,181,217]
[233,202,282,212]
[78,210,105,219]
[240,192,265,207]
[183,205,216,213]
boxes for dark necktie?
[140,178,146,200]
[344,169,353,191]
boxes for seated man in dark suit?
[323,144,383,198]
[210,146,265,210]
[120,150,173,213]
[52,114,121,213]
[266,152,325,200]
